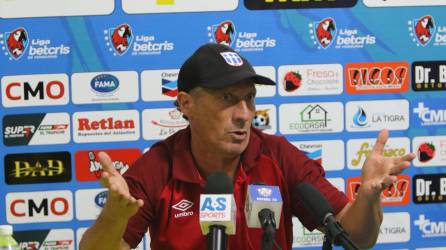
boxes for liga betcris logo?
[2,27,28,60]
[107,23,133,56]
[345,62,409,93]
[411,15,435,47]
[347,175,410,206]
[313,17,337,49]
[212,20,236,47]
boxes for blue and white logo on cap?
[220,52,243,66]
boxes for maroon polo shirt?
[123,127,348,249]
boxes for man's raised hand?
[360,129,416,200]
[98,151,143,219]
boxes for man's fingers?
[401,153,416,162]
[98,151,118,176]
[372,129,389,155]
[100,171,111,187]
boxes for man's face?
[186,81,256,157]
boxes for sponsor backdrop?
[1,0,446,249]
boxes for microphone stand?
[207,225,227,250]
[258,208,276,250]
[322,214,361,250]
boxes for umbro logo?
[172,199,194,211]
[172,199,194,218]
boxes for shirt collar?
[171,127,263,184]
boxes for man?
[80,43,415,250]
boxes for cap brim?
[201,70,275,90]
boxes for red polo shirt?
[123,127,348,249]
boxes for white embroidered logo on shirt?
[172,199,194,218]
[172,199,193,211]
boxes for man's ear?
[177,91,193,118]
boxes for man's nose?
[233,100,254,124]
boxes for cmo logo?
[5,80,65,101]
[10,197,69,217]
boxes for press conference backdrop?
[1,0,446,249]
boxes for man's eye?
[222,93,233,102]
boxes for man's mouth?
[229,130,248,141]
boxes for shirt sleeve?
[276,137,349,231]
[122,155,154,248]
[122,145,170,248]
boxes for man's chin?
[221,141,249,156]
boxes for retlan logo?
[347,176,410,205]
[78,117,135,131]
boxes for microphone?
[199,171,236,250]
[245,184,283,250]
[296,182,360,250]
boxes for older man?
[80,43,415,250]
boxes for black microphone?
[296,182,360,250]
[199,171,236,250]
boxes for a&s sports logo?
[309,17,376,50]
[1,27,28,60]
